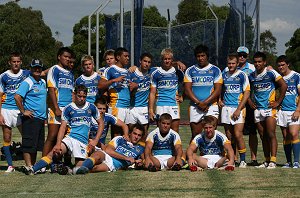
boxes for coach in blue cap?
[14,59,47,171]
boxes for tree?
[260,30,277,66]
[286,28,300,72]
[260,30,277,54]
[0,2,58,73]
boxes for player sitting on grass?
[186,116,235,171]
[75,124,145,174]
[24,85,104,175]
[144,113,183,171]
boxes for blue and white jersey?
[75,72,101,103]
[184,64,223,106]
[108,136,145,170]
[248,68,282,110]
[98,67,107,76]
[281,70,300,111]
[102,65,131,108]
[222,70,250,107]
[0,69,30,110]
[130,67,157,107]
[89,113,117,144]
[151,67,183,106]
[146,127,181,156]
[62,102,100,145]
[223,62,255,76]
[192,130,230,156]
[47,65,74,108]
[15,76,47,120]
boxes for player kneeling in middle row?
[75,124,145,174]
[187,116,235,171]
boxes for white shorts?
[48,107,64,125]
[277,110,300,127]
[202,155,222,169]
[189,105,219,123]
[156,106,180,120]
[1,109,21,128]
[128,107,149,125]
[62,136,88,159]
[254,109,277,123]
[153,155,173,170]
[102,151,116,172]
[221,106,246,125]
[108,107,130,124]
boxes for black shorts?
[244,104,257,135]
[22,116,45,153]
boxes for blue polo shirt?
[16,75,47,120]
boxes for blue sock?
[33,157,52,172]
[283,142,292,163]
[238,149,246,162]
[82,157,95,170]
[292,141,300,162]
[3,146,13,166]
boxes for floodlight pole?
[130,0,134,66]
[167,9,171,48]
[243,0,246,46]
[256,0,260,51]
[207,5,219,65]
[96,0,112,71]
[120,0,124,47]
[89,1,105,55]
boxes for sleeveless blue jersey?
[151,67,182,106]
[192,130,230,156]
[16,76,47,120]
[281,71,300,111]
[108,136,145,169]
[89,113,117,144]
[102,65,131,108]
[0,69,30,110]
[248,68,282,110]
[146,127,181,156]
[184,64,222,106]
[75,72,101,103]
[47,65,74,108]
[222,70,250,107]
[62,102,100,145]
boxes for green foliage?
[260,30,277,55]
[143,6,168,27]
[0,2,58,73]
[175,0,209,24]
[285,28,300,72]
[70,14,106,77]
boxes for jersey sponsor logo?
[58,78,73,89]
[224,84,240,93]
[191,76,214,86]
[5,83,20,93]
[137,81,150,92]
[157,80,178,88]
[70,116,92,125]
[115,146,138,158]
[253,82,271,92]
[286,85,297,95]
[87,86,98,96]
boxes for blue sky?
[9,0,300,55]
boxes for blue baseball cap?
[237,46,249,54]
[30,59,43,67]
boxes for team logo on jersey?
[87,109,92,114]
[209,70,213,74]
[81,148,85,154]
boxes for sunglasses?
[238,53,247,58]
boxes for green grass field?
[0,124,299,197]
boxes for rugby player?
[187,116,235,171]
[25,85,104,175]
[144,113,183,171]
[276,55,300,168]
[184,44,222,140]
[248,51,287,169]
[220,53,250,168]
